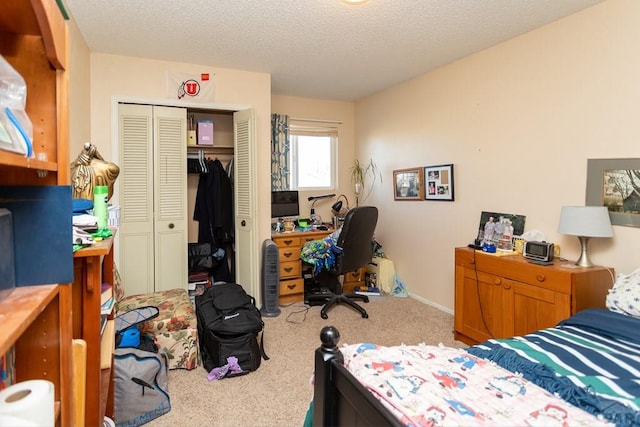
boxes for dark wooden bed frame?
[313,325,402,427]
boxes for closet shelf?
[187,145,234,151]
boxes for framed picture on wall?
[586,158,640,227]
[424,164,454,201]
[393,167,424,201]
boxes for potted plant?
[349,159,382,206]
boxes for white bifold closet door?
[118,103,188,295]
[233,108,258,298]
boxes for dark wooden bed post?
[314,326,343,427]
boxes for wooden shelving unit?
[0,285,70,421]
[0,0,69,186]
[0,1,71,426]
[73,235,116,427]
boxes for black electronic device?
[271,190,299,218]
[523,241,554,263]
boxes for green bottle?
[94,185,108,229]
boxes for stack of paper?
[101,284,115,315]
[100,320,115,369]
[73,214,98,227]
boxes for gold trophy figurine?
[70,142,120,200]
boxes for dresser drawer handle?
[283,252,293,258]
[494,278,502,286]
[284,267,293,273]
[503,283,511,290]
[287,284,297,290]
[283,239,293,246]
[536,274,546,282]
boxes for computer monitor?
[271,190,300,218]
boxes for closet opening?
[115,99,257,302]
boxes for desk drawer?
[278,246,301,263]
[279,261,301,278]
[280,278,303,296]
[274,236,301,248]
[344,267,365,283]
[343,280,364,294]
[302,235,322,245]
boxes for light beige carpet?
[146,296,464,427]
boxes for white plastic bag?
[0,55,33,157]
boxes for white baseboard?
[408,293,454,315]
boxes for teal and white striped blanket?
[467,308,640,427]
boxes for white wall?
[356,0,640,311]
[67,15,91,160]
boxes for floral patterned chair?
[113,267,199,370]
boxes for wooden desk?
[271,229,366,304]
[272,230,331,304]
[73,235,116,427]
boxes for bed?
[311,308,640,426]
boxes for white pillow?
[606,268,640,318]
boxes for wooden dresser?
[454,247,614,345]
[271,229,366,305]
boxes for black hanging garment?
[193,158,234,282]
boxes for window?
[289,129,337,190]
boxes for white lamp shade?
[557,206,613,238]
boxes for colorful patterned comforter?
[342,342,611,426]
[300,229,342,275]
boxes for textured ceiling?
[64,0,603,102]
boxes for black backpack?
[195,283,269,377]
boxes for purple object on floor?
[207,356,243,381]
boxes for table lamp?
[308,194,336,225]
[557,206,613,267]
[331,194,349,216]
[331,194,349,229]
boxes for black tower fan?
[261,239,281,317]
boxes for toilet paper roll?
[0,380,54,426]
[0,414,38,426]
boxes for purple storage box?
[197,120,214,145]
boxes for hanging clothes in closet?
[225,157,235,281]
[193,157,234,283]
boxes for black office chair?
[307,206,379,319]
